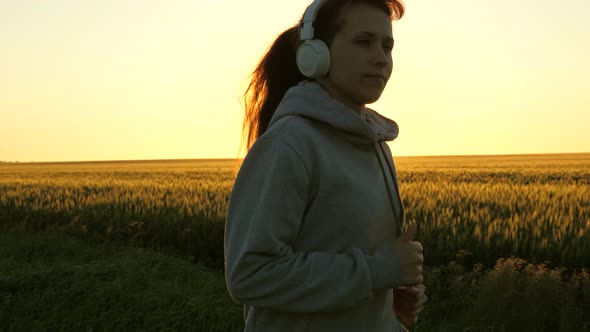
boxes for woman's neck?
[315,80,365,114]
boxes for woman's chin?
[360,91,384,105]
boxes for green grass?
[419,258,590,332]
[1,229,589,331]
[0,230,243,332]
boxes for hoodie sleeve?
[224,135,404,313]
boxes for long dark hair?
[236,0,404,171]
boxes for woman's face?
[317,3,394,113]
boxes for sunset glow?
[1,0,589,162]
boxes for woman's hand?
[391,220,424,286]
[393,284,427,329]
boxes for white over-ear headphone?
[297,0,330,78]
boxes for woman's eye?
[356,40,370,47]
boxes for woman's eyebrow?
[357,31,394,43]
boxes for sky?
[1,0,589,162]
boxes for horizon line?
[2,151,589,165]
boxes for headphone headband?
[300,0,326,41]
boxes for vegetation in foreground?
[1,154,589,331]
[1,229,589,331]
[0,230,243,332]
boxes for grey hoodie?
[225,81,408,332]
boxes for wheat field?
[1,153,588,270]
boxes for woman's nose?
[372,46,389,65]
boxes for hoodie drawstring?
[374,142,405,237]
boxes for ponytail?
[240,26,305,157]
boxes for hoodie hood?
[268,80,399,144]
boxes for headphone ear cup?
[296,39,330,78]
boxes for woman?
[225,0,426,331]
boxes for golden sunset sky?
[1,0,589,162]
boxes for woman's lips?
[364,75,385,84]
